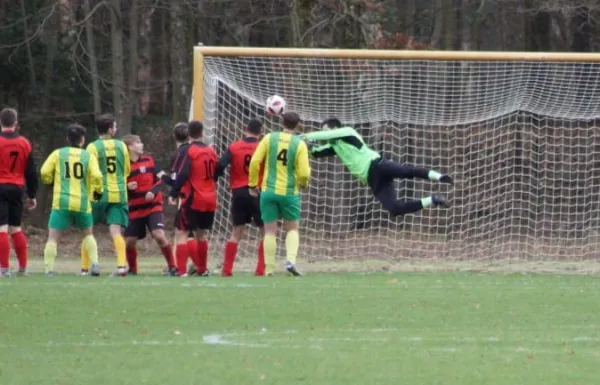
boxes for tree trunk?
[82,0,101,114]
[443,0,456,49]
[110,0,127,133]
[169,0,188,122]
[430,0,444,48]
[20,0,37,95]
[122,0,139,131]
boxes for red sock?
[187,239,200,270]
[126,248,137,273]
[255,240,265,276]
[222,241,237,276]
[11,231,27,269]
[0,232,9,269]
[175,243,188,275]
[197,241,208,274]
[160,244,175,268]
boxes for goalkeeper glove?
[93,191,103,201]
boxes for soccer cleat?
[17,268,28,277]
[285,262,303,277]
[127,270,137,276]
[439,174,454,184]
[179,273,189,278]
[187,264,197,276]
[0,270,11,278]
[112,267,127,277]
[432,194,451,208]
[91,264,100,277]
[80,269,89,276]
[198,269,211,277]
[45,271,54,278]
[221,271,233,277]
[168,266,178,277]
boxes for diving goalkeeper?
[303,118,452,216]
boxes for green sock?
[83,235,99,265]
[421,196,433,208]
[44,241,58,273]
[428,170,442,181]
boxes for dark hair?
[322,118,342,129]
[172,122,188,142]
[245,118,262,135]
[282,112,300,130]
[0,108,18,128]
[95,113,115,134]
[188,120,204,139]
[67,124,86,146]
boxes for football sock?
[11,232,27,269]
[421,196,433,208]
[427,170,442,182]
[126,246,137,273]
[187,239,199,268]
[263,234,277,275]
[223,241,237,276]
[43,240,57,273]
[81,240,90,270]
[255,240,265,276]
[0,232,9,269]
[83,235,99,265]
[197,241,208,273]
[160,245,175,268]
[175,243,188,275]
[285,230,299,265]
[113,235,127,268]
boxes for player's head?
[172,122,188,144]
[66,124,87,148]
[321,118,342,130]
[123,134,144,156]
[282,112,301,132]
[188,120,204,140]
[95,113,117,137]
[0,108,18,131]
[245,118,262,137]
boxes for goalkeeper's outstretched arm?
[310,144,336,159]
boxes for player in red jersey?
[215,118,265,276]
[159,123,201,276]
[0,108,38,277]
[122,135,177,276]
[170,120,218,277]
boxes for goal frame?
[190,46,600,122]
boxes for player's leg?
[259,191,281,276]
[375,158,453,184]
[77,213,100,276]
[173,207,191,276]
[0,188,11,277]
[148,212,177,276]
[191,211,214,276]
[106,203,129,276]
[124,218,146,275]
[222,225,245,277]
[252,194,265,276]
[44,210,71,275]
[223,191,251,277]
[281,195,302,277]
[6,187,27,275]
[186,230,199,275]
[375,180,450,217]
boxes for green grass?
[1,259,599,385]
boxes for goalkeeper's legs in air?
[374,182,449,217]
[374,158,453,185]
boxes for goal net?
[193,48,600,273]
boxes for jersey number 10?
[64,161,84,180]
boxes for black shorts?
[124,211,165,240]
[230,187,263,227]
[0,184,24,227]
[175,205,215,231]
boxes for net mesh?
[198,56,600,273]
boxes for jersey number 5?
[276,149,288,166]
[106,156,116,174]
[64,161,84,179]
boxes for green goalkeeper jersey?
[304,126,380,184]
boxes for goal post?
[192,46,600,273]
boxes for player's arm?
[40,150,58,185]
[295,141,311,188]
[304,127,356,142]
[24,149,38,199]
[123,142,131,178]
[160,147,185,186]
[87,153,104,199]
[169,152,191,198]
[248,136,268,188]
[214,147,232,180]
[86,143,98,160]
[311,144,336,159]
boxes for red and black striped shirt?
[127,154,163,219]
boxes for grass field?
[1,258,599,385]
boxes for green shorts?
[48,209,93,230]
[260,191,301,223]
[92,202,129,227]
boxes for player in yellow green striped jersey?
[248,112,310,276]
[86,114,130,276]
[40,124,103,276]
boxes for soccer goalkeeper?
[304,118,452,216]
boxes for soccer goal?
[191,46,600,273]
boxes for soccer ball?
[265,95,286,116]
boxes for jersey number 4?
[277,149,288,166]
[64,161,84,179]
